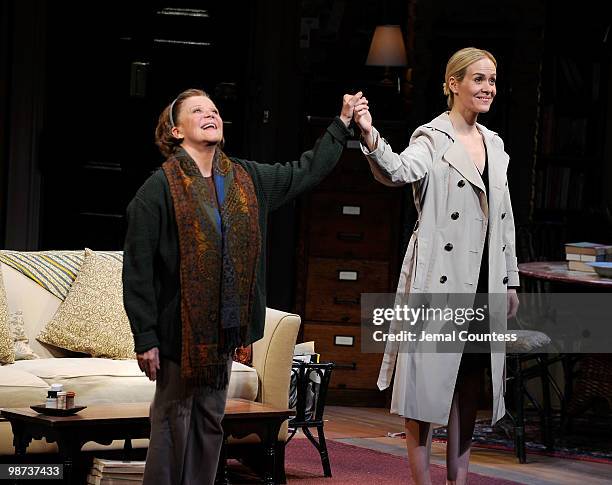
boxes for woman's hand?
[353,96,372,135]
[137,347,160,381]
[353,95,376,150]
[340,91,365,127]
[507,289,520,319]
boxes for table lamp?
[366,25,407,93]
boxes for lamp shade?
[365,25,407,67]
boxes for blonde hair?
[442,47,497,109]
[155,88,210,158]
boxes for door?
[39,2,253,249]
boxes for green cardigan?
[122,117,351,362]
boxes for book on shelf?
[565,242,612,256]
[567,260,597,273]
[541,105,554,155]
[537,165,577,210]
[567,171,585,210]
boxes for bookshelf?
[525,13,612,264]
[534,56,600,216]
[532,21,609,229]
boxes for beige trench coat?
[362,112,519,425]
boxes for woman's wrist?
[339,114,352,127]
[361,128,376,151]
[360,127,372,138]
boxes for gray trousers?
[143,358,231,485]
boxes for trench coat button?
[444,243,453,251]
[503,276,509,284]
[503,244,507,252]
[457,179,466,187]
[501,212,507,219]
[451,211,459,220]
[440,275,448,283]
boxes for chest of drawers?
[294,116,409,406]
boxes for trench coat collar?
[425,112,504,194]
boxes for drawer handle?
[341,205,361,216]
[337,232,364,242]
[335,362,357,370]
[338,271,358,281]
[334,296,360,305]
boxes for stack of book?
[87,458,145,485]
[565,242,612,272]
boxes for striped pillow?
[0,250,123,301]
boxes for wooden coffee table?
[1,399,290,485]
[0,403,150,484]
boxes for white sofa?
[0,259,301,456]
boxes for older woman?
[123,88,364,485]
[355,48,520,485]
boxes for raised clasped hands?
[352,93,372,135]
[340,91,369,128]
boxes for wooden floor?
[291,406,612,485]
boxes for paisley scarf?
[163,147,261,388]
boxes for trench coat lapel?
[479,124,508,217]
[443,140,486,193]
[426,113,486,193]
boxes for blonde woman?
[355,48,520,484]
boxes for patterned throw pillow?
[37,248,135,359]
[9,310,39,360]
[0,268,15,364]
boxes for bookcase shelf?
[533,48,608,220]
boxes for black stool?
[287,362,334,477]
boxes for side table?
[287,362,335,477]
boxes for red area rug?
[283,439,521,484]
[227,439,522,484]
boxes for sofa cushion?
[228,361,258,401]
[11,358,154,406]
[37,249,134,359]
[0,366,49,408]
[11,357,146,379]
[10,358,258,404]
[0,268,15,364]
